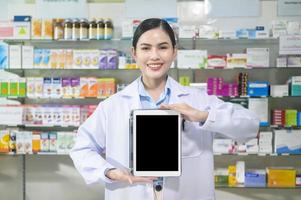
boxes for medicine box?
[270,85,288,97]
[291,76,301,96]
[247,81,269,97]
[267,168,296,187]
[274,129,301,154]
[245,170,266,187]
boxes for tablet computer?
[130,109,181,177]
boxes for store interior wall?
[1,1,301,200]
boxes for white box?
[9,45,22,69]
[179,25,196,38]
[247,48,269,68]
[287,56,301,67]
[218,30,236,39]
[13,21,30,39]
[122,20,133,38]
[277,56,287,68]
[236,161,245,185]
[287,21,300,35]
[259,131,273,140]
[255,30,269,39]
[213,139,233,154]
[22,46,34,69]
[270,85,289,97]
[177,50,207,69]
[248,98,268,126]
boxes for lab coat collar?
[120,76,189,98]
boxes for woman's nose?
[150,49,160,60]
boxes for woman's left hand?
[160,103,208,122]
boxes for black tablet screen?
[136,115,179,171]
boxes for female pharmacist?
[70,18,260,200]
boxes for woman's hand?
[106,168,157,184]
[160,103,208,122]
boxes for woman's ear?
[131,47,137,62]
[173,47,178,60]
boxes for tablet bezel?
[132,109,181,177]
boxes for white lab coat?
[70,77,259,200]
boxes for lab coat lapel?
[168,77,190,104]
[119,78,141,110]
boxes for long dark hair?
[132,18,176,49]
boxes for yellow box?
[228,165,237,186]
[267,168,296,187]
[0,130,10,153]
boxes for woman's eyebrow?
[139,42,170,46]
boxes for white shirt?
[70,77,260,200]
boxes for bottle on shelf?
[72,18,80,41]
[104,18,113,40]
[97,18,104,40]
[64,19,72,40]
[89,19,97,40]
[79,18,89,40]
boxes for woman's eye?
[159,46,168,50]
[141,47,150,51]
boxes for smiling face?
[132,28,177,83]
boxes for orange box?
[88,77,99,98]
[267,168,296,187]
[32,131,41,153]
[79,77,89,98]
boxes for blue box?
[298,112,301,127]
[245,170,266,187]
[247,29,256,39]
[0,42,8,69]
[247,81,269,97]
[13,15,31,22]
[236,29,249,39]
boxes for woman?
[70,18,259,200]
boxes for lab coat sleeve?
[70,104,115,184]
[199,93,260,142]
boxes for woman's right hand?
[106,168,157,184]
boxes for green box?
[0,81,8,97]
[18,79,26,97]
[285,109,297,126]
[9,81,18,97]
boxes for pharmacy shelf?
[214,153,301,156]
[215,186,301,189]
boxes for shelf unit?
[1,38,301,200]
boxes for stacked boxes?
[247,81,269,97]
[259,131,273,154]
[207,77,223,96]
[272,110,285,126]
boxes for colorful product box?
[226,53,247,68]
[62,77,72,98]
[247,81,269,97]
[274,129,301,154]
[285,109,298,127]
[287,56,301,67]
[0,130,10,153]
[18,78,26,97]
[52,77,62,99]
[0,79,9,97]
[40,132,49,152]
[290,76,301,96]
[31,18,42,39]
[207,55,227,69]
[272,110,285,126]
[215,168,229,187]
[42,19,53,39]
[32,131,41,153]
[71,77,80,98]
[267,168,296,187]
[0,21,14,39]
[43,77,52,98]
[8,79,18,97]
[13,16,31,39]
[245,170,266,187]
[49,132,57,152]
[0,42,8,69]
[107,50,118,69]
[228,165,237,186]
